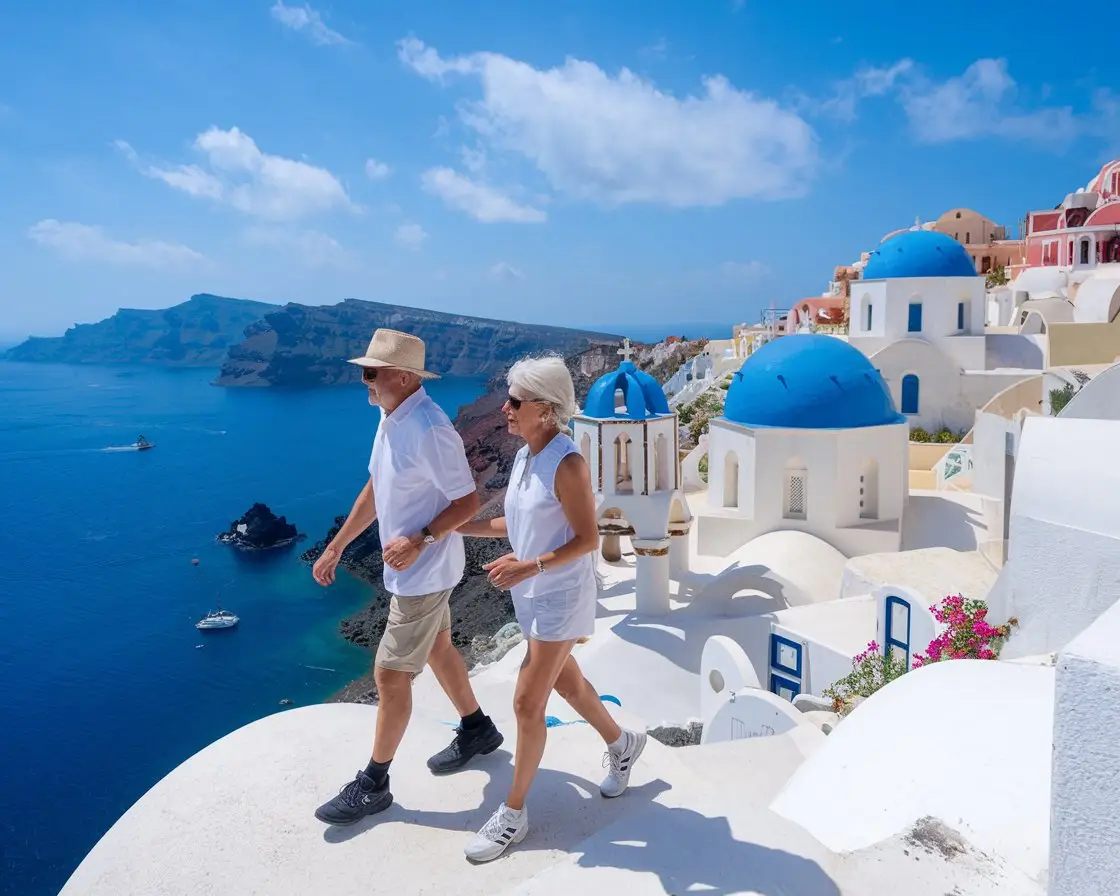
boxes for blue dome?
[583,361,671,420]
[863,230,978,280]
[723,335,905,429]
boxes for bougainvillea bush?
[822,640,908,714]
[912,594,1016,667]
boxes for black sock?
[460,708,488,730]
[362,759,391,788]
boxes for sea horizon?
[0,361,486,896]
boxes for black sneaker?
[314,771,393,825]
[427,719,504,774]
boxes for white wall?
[771,659,1055,881]
[849,276,987,370]
[984,333,1047,370]
[703,419,907,558]
[700,635,762,728]
[1049,600,1120,896]
[871,341,1036,433]
[702,687,806,745]
[988,417,1120,658]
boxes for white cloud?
[365,158,391,180]
[812,60,914,122]
[399,38,818,207]
[816,58,1080,146]
[28,220,205,268]
[459,145,487,173]
[901,59,1076,144]
[118,128,356,221]
[420,167,546,223]
[242,226,355,267]
[394,222,428,250]
[489,261,525,281]
[270,2,350,46]
[721,260,769,281]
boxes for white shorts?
[513,585,596,642]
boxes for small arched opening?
[722,452,739,509]
[860,459,879,520]
[614,433,634,494]
[654,432,670,491]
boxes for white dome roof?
[1009,267,1068,297]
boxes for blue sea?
[0,362,485,896]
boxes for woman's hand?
[483,553,538,590]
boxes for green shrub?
[1049,383,1076,415]
[910,427,931,442]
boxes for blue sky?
[2,0,1117,340]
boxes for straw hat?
[347,328,439,380]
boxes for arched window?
[614,433,633,494]
[901,374,920,415]
[862,295,873,331]
[907,302,922,333]
[722,452,739,509]
[860,459,879,520]
[654,433,669,491]
[1080,239,1091,266]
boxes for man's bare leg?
[372,666,414,763]
[427,628,481,717]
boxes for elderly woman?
[457,354,646,862]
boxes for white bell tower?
[572,345,692,616]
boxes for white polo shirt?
[369,387,477,597]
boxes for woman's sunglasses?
[507,394,544,410]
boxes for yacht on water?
[133,435,155,451]
[195,607,239,631]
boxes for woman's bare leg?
[507,638,576,810]
[553,655,622,744]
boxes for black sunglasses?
[507,394,544,409]
[362,368,379,383]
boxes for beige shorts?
[374,588,454,674]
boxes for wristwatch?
[421,526,436,546]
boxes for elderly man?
[312,328,504,825]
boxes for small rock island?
[218,503,303,550]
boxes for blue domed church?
[700,335,910,558]
[574,343,693,615]
[844,228,1018,433]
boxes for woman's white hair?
[507,354,579,435]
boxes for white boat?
[195,608,239,631]
[132,435,155,451]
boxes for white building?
[847,229,1038,432]
[572,356,691,615]
[700,334,910,558]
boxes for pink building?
[1017,159,1120,276]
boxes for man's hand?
[483,553,538,590]
[382,535,421,573]
[313,545,341,586]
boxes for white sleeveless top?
[504,433,597,602]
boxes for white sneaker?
[600,729,647,798]
[464,803,528,863]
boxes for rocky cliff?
[4,294,275,366]
[214,299,621,387]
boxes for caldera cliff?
[4,294,275,366]
[214,299,621,388]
